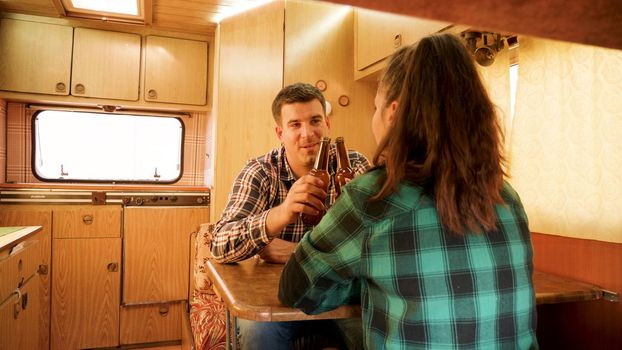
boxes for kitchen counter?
[0,226,42,252]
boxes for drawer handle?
[148,89,157,99]
[107,262,118,272]
[82,215,93,225]
[159,306,169,317]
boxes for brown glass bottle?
[335,137,355,197]
[301,137,331,226]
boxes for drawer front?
[120,303,182,345]
[0,233,42,301]
[53,206,121,238]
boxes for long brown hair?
[372,33,506,235]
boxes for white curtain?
[509,37,622,243]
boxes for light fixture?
[460,31,511,67]
[506,35,519,50]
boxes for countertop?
[0,226,43,252]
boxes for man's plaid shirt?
[279,168,538,349]
[211,145,370,262]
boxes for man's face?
[275,99,330,175]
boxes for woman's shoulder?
[348,167,384,191]
[344,168,427,220]
[500,180,523,205]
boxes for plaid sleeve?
[349,150,371,175]
[211,160,274,263]
[279,186,365,314]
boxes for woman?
[279,33,538,349]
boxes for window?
[61,0,144,23]
[33,110,183,183]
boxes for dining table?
[205,257,603,350]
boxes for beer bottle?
[335,137,355,197]
[301,137,331,225]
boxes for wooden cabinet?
[0,227,45,350]
[121,207,207,345]
[144,35,208,105]
[0,18,211,107]
[0,206,52,350]
[71,28,141,100]
[354,8,450,80]
[0,268,40,350]
[53,205,122,239]
[51,238,121,349]
[123,207,208,303]
[120,303,182,344]
[0,18,73,95]
[51,205,122,350]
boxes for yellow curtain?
[509,37,622,243]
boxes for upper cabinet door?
[144,36,208,105]
[71,28,141,100]
[355,8,450,79]
[0,19,73,95]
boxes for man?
[211,83,370,349]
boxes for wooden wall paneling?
[284,0,376,160]
[0,0,60,17]
[151,0,217,35]
[119,303,182,344]
[0,205,52,350]
[123,207,209,303]
[212,0,285,220]
[51,237,121,349]
[0,99,6,183]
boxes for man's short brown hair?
[271,83,326,124]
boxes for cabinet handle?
[82,215,93,225]
[147,89,157,99]
[13,302,21,319]
[38,264,49,275]
[107,262,118,272]
[21,292,28,310]
[55,82,66,92]
[158,306,169,317]
[12,288,22,319]
[393,33,402,48]
[75,83,85,94]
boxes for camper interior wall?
[0,99,5,183]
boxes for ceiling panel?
[0,0,59,17]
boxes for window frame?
[31,109,185,184]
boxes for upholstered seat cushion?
[191,223,228,350]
